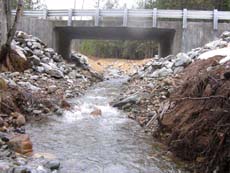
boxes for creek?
[27,75,186,173]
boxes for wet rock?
[90,108,102,117]
[112,94,140,108]
[12,166,31,173]
[60,100,71,109]
[15,113,26,127]
[8,134,33,155]
[0,132,10,142]
[44,160,60,170]
[55,109,63,116]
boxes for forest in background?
[75,0,230,59]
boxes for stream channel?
[27,73,187,173]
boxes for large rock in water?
[11,112,26,127]
[44,160,61,170]
[112,94,140,108]
[8,134,33,155]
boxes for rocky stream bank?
[0,31,102,172]
[112,32,230,173]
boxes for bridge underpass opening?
[54,27,175,59]
[71,39,158,59]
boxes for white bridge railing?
[12,9,230,29]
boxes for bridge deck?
[13,9,230,30]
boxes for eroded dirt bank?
[112,32,230,173]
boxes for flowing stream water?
[27,74,187,173]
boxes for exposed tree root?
[156,58,230,173]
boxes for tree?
[104,0,119,9]
[143,0,230,11]
[95,0,103,8]
[77,0,158,59]
[12,0,46,10]
[0,0,23,66]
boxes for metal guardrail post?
[183,9,188,29]
[213,9,218,30]
[68,9,73,26]
[95,9,100,26]
[123,8,128,27]
[43,9,48,19]
[152,8,157,28]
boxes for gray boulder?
[44,160,60,170]
[151,67,173,78]
[31,42,42,50]
[173,66,184,74]
[221,31,230,39]
[52,54,62,62]
[47,69,64,79]
[112,93,140,108]
[204,40,227,49]
[33,66,45,73]
[18,81,40,91]
[41,56,50,63]
[71,52,89,69]
[29,55,41,66]
[174,53,192,67]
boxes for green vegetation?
[79,40,157,59]
[12,0,46,9]
[77,0,230,59]
[145,0,230,11]
[78,0,158,59]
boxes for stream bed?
[27,76,187,173]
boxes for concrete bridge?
[13,9,230,58]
